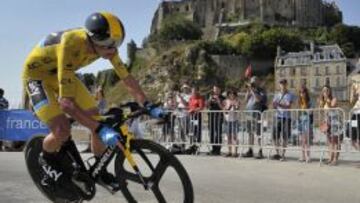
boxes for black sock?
[41,150,58,161]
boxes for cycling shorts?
[24,76,97,124]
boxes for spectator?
[188,86,205,145]
[223,89,240,157]
[175,84,192,149]
[349,84,360,151]
[319,85,340,166]
[162,91,177,142]
[206,85,225,155]
[0,88,9,151]
[243,76,267,159]
[272,79,295,161]
[297,85,313,163]
[0,88,9,110]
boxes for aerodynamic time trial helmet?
[85,12,125,48]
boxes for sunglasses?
[97,44,116,50]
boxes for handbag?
[320,121,329,134]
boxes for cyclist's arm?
[110,54,147,105]
[57,34,100,131]
[122,75,147,104]
[59,98,100,131]
[57,32,83,98]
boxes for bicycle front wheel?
[114,139,194,203]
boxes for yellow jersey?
[23,28,129,98]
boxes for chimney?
[310,41,315,54]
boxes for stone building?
[349,59,360,101]
[151,0,342,40]
[274,43,347,100]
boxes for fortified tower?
[151,0,342,40]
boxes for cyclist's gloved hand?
[96,124,122,148]
[143,101,165,119]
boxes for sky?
[0,0,359,108]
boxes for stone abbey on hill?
[151,0,342,39]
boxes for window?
[315,67,320,75]
[300,67,307,76]
[290,79,295,88]
[221,2,225,9]
[336,66,340,74]
[285,59,293,66]
[325,77,330,86]
[336,77,341,86]
[279,59,285,66]
[325,53,330,60]
[279,68,285,77]
[290,68,296,76]
[301,79,307,86]
[325,66,329,75]
[315,78,320,87]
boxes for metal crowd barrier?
[65,108,359,163]
[348,108,360,153]
[146,108,355,161]
[262,108,346,162]
[153,109,262,154]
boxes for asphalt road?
[0,152,360,203]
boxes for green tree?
[158,15,202,41]
[341,42,355,58]
[347,26,360,52]
[96,69,120,91]
[314,27,331,44]
[81,73,96,91]
[329,24,360,57]
[241,33,265,57]
[127,40,137,71]
[239,28,303,58]
[329,24,350,45]
[223,32,250,54]
[197,40,238,55]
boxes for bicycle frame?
[69,118,149,193]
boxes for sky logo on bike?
[42,165,63,182]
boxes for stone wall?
[151,0,342,40]
[210,55,274,79]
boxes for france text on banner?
[0,110,49,141]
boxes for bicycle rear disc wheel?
[115,139,194,203]
[24,135,84,203]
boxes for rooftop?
[276,44,346,67]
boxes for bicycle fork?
[116,142,151,190]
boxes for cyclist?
[22,12,163,189]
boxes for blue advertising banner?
[0,110,49,141]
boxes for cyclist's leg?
[45,115,71,152]
[25,79,72,187]
[70,79,119,186]
[25,79,71,152]
[72,78,106,156]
